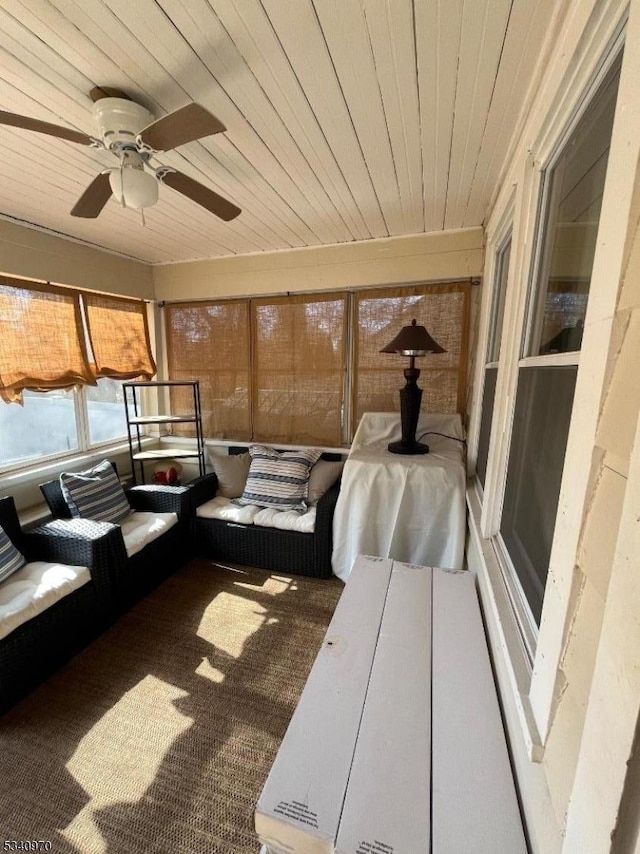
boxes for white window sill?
[467,482,544,762]
[0,436,158,524]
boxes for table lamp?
[381,318,446,455]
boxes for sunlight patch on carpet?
[197,591,266,658]
[63,675,191,849]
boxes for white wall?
[0,217,153,298]
[467,0,640,851]
[152,228,483,301]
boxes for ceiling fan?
[0,86,241,222]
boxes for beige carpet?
[0,559,342,854]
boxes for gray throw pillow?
[235,445,322,511]
[0,524,26,583]
[307,460,344,505]
[210,452,251,499]
[60,459,131,524]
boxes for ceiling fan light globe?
[109,168,158,210]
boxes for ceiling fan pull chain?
[141,209,146,228]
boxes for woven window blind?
[0,279,93,403]
[84,293,156,380]
[165,301,251,440]
[353,282,470,433]
[251,294,346,445]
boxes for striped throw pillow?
[235,445,322,512]
[0,524,26,583]
[60,460,131,524]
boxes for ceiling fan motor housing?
[92,97,154,153]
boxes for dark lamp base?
[387,439,430,455]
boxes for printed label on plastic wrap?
[355,840,394,854]
[273,800,319,829]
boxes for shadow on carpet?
[0,559,342,854]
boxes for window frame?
[472,13,628,755]
[0,381,129,477]
[474,220,513,493]
[497,45,623,637]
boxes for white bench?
[255,555,527,854]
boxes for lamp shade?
[109,167,159,210]
[380,318,446,356]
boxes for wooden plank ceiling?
[0,0,555,264]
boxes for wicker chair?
[0,495,119,712]
[191,454,341,579]
[40,462,191,609]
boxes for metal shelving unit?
[123,380,206,485]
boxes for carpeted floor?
[0,559,342,854]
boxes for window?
[0,379,127,471]
[477,236,511,488]
[165,300,252,441]
[251,294,346,446]
[0,277,155,473]
[0,389,78,468]
[352,283,470,433]
[164,284,471,447]
[498,58,622,626]
[86,378,127,445]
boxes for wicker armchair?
[193,468,341,579]
[0,495,116,712]
[40,462,190,609]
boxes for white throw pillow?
[209,452,251,499]
[307,460,344,505]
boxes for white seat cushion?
[119,511,179,558]
[254,506,316,534]
[196,496,262,525]
[0,561,90,641]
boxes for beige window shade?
[353,282,470,433]
[165,301,251,440]
[84,293,156,380]
[0,279,93,403]
[251,294,346,446]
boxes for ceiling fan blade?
[71,172,113,218]
[138,104,226,152]
[0,110,95,146]
[160,170,241,221]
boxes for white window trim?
[473,2,630,754]
[467,192,515,472]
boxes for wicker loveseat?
[40,462,191,610]
[0,495,120,712]
[191,450,342,579]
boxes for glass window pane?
[487,238,511,363]
[476,367,497,488]
[86,378,127,445]
[500,366,577,623]
[0,389,78,468]
[528,61,621,356]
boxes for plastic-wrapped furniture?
[0,495,118,712]
[192,452,341,579]
[40,462,190,609]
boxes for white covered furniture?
[332,412,466,581]
[256,555,527,854]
